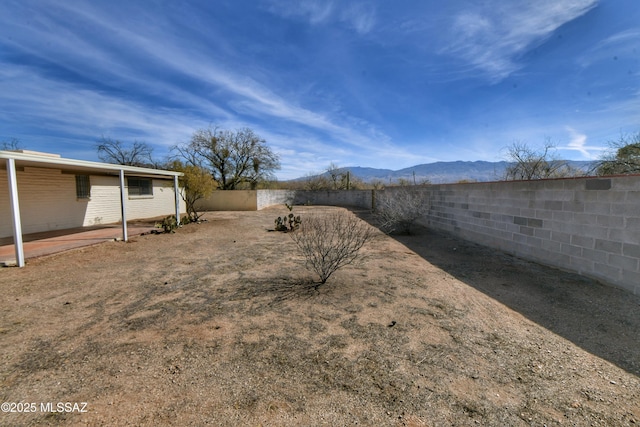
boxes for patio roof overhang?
[0,150,183,178]
[1,150,184,267]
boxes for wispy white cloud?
[266,0,376,34]
[66,3,389,151]
[559,126,606,159]
[564,127,590,157]
[443,0,598,82]
[0,66,206,151]
[339,3,376,34]
[3,3,393,153]
[578,29,640,68]
[259,125,425,179]
[274,0,335,25]
[0,4,232,122]
[567,127,589,156]
[2,0,636,180]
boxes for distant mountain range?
[296,160,595,184]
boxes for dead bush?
[289,212,374,286]
[374,187,429,234]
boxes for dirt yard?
[1,206,638,426]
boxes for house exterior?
[1,150,186,266]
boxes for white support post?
[174,175,181,225]
[119,169,128,242]
[7,159,25,267]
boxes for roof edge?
[0,150,183,177]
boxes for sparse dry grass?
[0,206,638,426]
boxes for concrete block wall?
[257,189,297,210]
[291,190,373,210]
[420,176,640,295]
[198,189,373,211]
[197,183,638,294]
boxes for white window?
[127,177,153,196]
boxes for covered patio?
[1,150,183,267]
[0,223,158,266]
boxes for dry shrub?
[375,187,429,234]
[289,212,374,286]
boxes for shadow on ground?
[357,212,640,378]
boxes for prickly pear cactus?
[274,207,301,232]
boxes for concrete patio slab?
[0,224,157,266]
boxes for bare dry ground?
[0,206,638,426]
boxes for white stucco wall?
[195,190,258,211]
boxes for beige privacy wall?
[0,167,184,237]
[195,190,259,211]
[419,176,640,295]
[197,189,373,211]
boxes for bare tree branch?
[172,126,280,190]
[0,138,22,151]
[96,136,155,167]
[374,187,429,234]
[502,140,581,180]
[289,212,374,286]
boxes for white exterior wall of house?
[0,166,186,238]
[82,175,184,226]
[124,179,184,221]
[81,174,122,226]
[0,166,82,236]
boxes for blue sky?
[1,0,638,179]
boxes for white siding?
[0,167,86,236]
[0,167,185,238]
[82,175,122,225]
[125,179,185,221]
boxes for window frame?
[127,177,153,197]
[75,175,91,200]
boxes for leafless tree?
[302,172,331,190]
[289,211,374,287]
[502,140,579,180]
[374,187,429,234]
[0,138,22,151]
[370,179,385,190]
[298,164,366,190]
[326,163,350,189]
[96,137,154,167]
[173,126,280,190]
